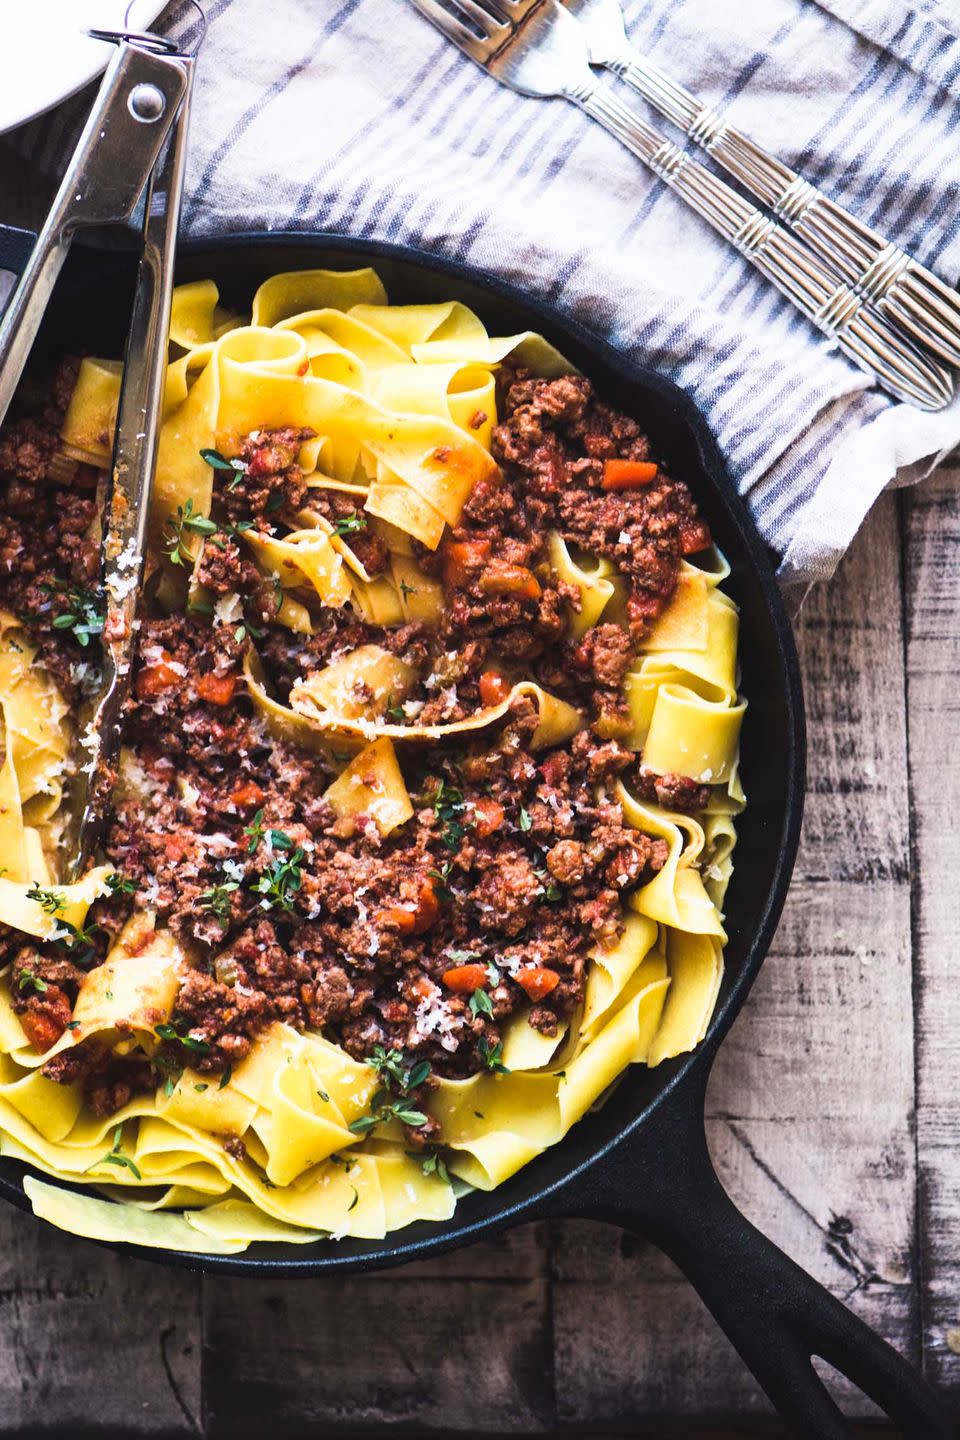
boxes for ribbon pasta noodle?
[0,267,745,1252]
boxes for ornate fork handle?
[577,85,952,409]
[605,49,960,368]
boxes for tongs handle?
[71,58,197,873]
[0,40,188,429]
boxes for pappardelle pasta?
[0,269,744,1252]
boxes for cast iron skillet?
[0,224,950,1439]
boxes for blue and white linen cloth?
[15,0,960,588]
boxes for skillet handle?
[550,1065,951,1439]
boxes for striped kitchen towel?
[9,0,960,590]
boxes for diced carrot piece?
[443,538,491,588]
[136,652,180,699]
[442,963,490,994]
[195,672,239,706]
[377,906,417,935]
[478,563,542,602]
[478,670,510,708]
[412,877,440,934]
[516,967,560,1001]
[230,780,264,809]
[471,797,505,838]
[602,459,659,491]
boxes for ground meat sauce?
[0,361,717,1128]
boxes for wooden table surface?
[2,154,960,1438]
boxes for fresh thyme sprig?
[87,1124,142,1180]
[478,1037,509,1074]
[199,448,248,492]
[432,778,465,853]
[199,882,239,920]
[330,512,367,538]
[47,585,105,647]
[252,845,304,911]
[163,499,218,567]
[155,1020,212,1056]
[26,884,66,916]
[349,1047,433,1136]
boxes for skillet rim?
[0,230,806,1273]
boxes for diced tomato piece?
[443,538,491,588]
[136,652,180,699]
[602,459,659,491]
[20,992,71,1052]
[478,670,510,708]
[679,520,712,555]
[195,672,239,706]
[230,780,265,809]
[163,831,193,862]
[478,563,542,602]
[516,967,560,1001]
[442,963,490,994]
[471,797,505,838]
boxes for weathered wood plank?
[204,1260,553,1435]
[0,1211,201,1434]
[553,493,917,1422]
[902,468,960,1403]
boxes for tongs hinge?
[0,40,188,429]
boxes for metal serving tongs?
[0,14,204,879]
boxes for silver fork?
[551,0,960,371]
[406,0,953,411]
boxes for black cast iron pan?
[0,223,950,1439]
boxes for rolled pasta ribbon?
[287,668,585,750]
[700,806,739,907]
[278,309,409,377]
[616,782,726,939]
[295,644,418,721]
[239,526,352,609]
[348,574,407,627]
[641,684,745,786]
[169,279,240,350]
[251,268,388,327]
[548,533,617,639]
[0,864,113,948]
[60,358,121,466]
[647,932,724,1068]
[580,912,660,1043]
[369,361,496,449]
[323,737,415,836]
[350,296,573,378]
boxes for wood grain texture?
[550,492,917,1425]
[0,1211,200,1434]
[902,468,960,1404]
